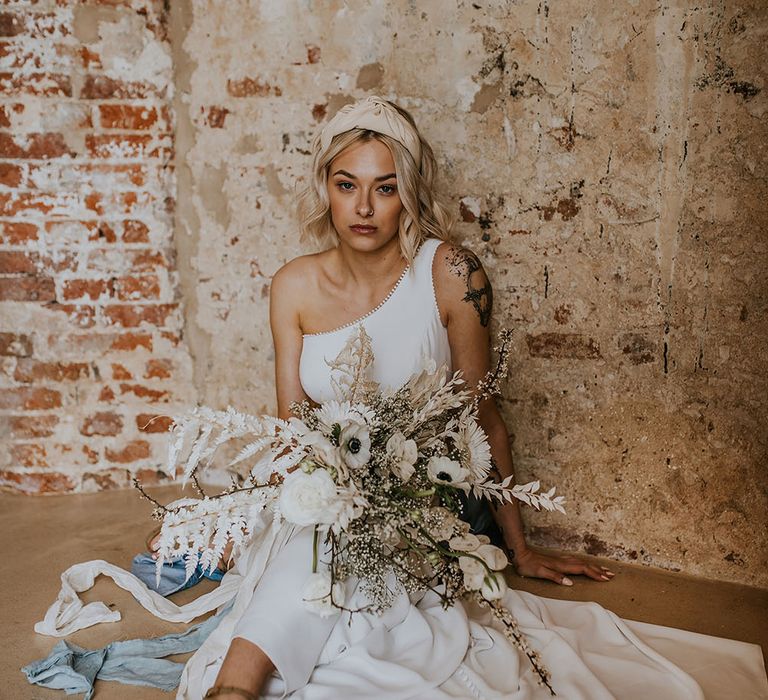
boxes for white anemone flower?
[427,456,470,491]
[386,431,418,482]
[301,571,345,617]
[480,571,508,601]
[339,423,371,469]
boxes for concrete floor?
[3,486,767,699]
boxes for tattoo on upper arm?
[448,248,493,327]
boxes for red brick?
[11,442,48,467]
[82,468,129,490]
[159,330,181,347]
[134,467,172,486]
[82,444,99,464]
[119,382,169,402]
[61,278,110,301]
[13,359,89,382]
[0,192,57,216]
[0,250,38,273]
[45,302,97,327]
[306,44,321,64]
[226,76,282,98]
[110,331,152,351]
[0,386,61,410]
[311,103,327,121]
[204,105,229,128]
[115,273,160,301]
[104,303,177,328]
[128,249,170,271]
[0,276,55,301]
[0,131,72,158]
[136,412,173,433]
[0,331,32,356]
[123,219,149,243]
[0,12,24,36]
[81,74,163,100]
[0,72,71,97]
[99,384,115,401]
[80,410,123,436]
[0,39,70,70]
[79,46,101,69]
[0,162,22,186]
[144,358,171,379]
[619,333,656,365]
[105,439,150,463]
[0,11,66,38]
[0,103,23,128]
[99,104,168,130]
[86,133,172,159]
[0,221,37,243]
[4,414,58,438]
[526,333,601,359]
[111,362,132,379]
[0,470,76,494]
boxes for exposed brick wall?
[173,1,767,588]
[0,0,194,494]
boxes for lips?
[350,225,377,233]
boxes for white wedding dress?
[35,238,768,699]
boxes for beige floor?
[3,486,767,699]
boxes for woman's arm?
[434,243,613,585]
[269,259,313,420]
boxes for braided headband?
[318,96,422,167]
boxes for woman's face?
[327,138,403,254]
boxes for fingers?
[537,566,573,586]
[545,556,616,581]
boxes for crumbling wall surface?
[175,0,767,587]
[0,0,195,493]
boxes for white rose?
[386,431,418,482]
[301,571,344,617]
[480,571,508,601]
[339,423,371,469]
[278,469,339,526]
[427,456,470,491]
[476,543,508,571]
[449,533,481,552]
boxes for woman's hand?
[513,547,615,585]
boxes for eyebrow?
[332,169,397,182]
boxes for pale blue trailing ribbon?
[22,553,229,699]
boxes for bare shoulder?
[433,241,494,328]
[271,251,330,304]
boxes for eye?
[337,181,354,191]
[379,184,397,195]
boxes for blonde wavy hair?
[296,100,453,264]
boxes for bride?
[31,97,767,700]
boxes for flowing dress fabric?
[33,237,768,699]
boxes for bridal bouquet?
[137,326,562,693]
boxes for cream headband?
[318,96,422,167]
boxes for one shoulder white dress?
[34,238,768,699]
